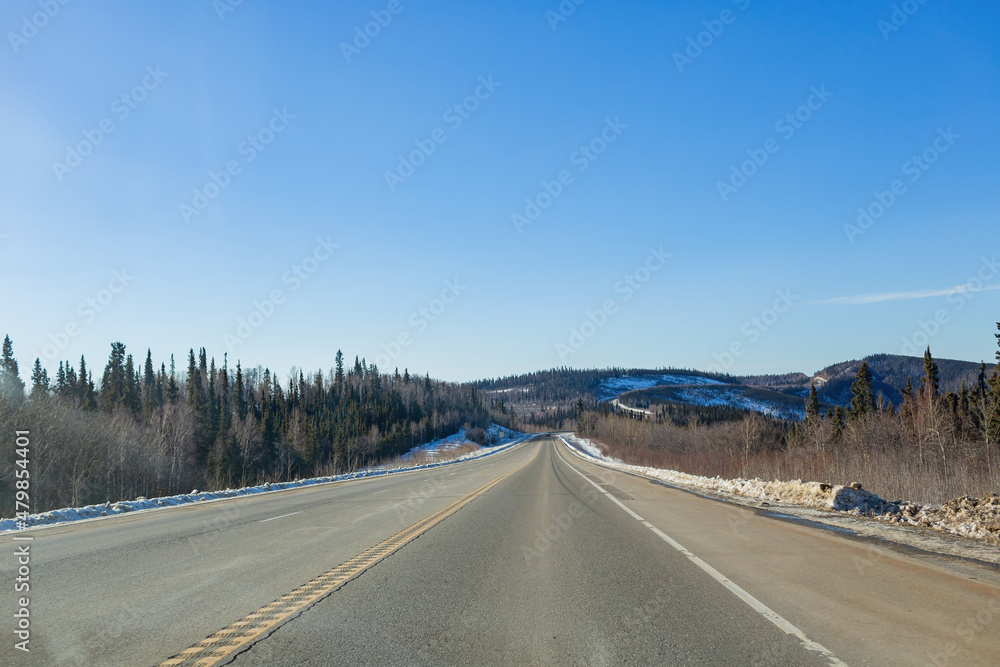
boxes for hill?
[473,354,988,424]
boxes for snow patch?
[596,373,723,401]
[396,424,519,463]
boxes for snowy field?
[0,425,529,533]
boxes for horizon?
[2,331,992,387]
[3,0,998,383]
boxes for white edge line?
[555,437,848,667]
[259,511,301,523]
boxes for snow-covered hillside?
[595,373,723,401]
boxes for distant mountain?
[742,354,986,409]
[472,354,989,422]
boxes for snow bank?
[560,435,1000,544]
[0,426,529,534]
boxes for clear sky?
[1,0,998,383]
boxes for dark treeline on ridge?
[581,333,1000,504]
[0,337,512,514]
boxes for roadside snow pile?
[878,495,1000,542]
[0,426,529,534]
[561,435,1000,544]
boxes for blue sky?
[1,0,997,383]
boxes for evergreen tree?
[0,334,24,396]
[142,349,157,415]
[234,361,247,418]
[921,347,940,398]
[156,362,166,406]
[334,350,344,392]
[81,370,97,410]
[56,361,67,396]
[30,358,49,398]
[989,324,1000,445]
[102,342,129,412]
[186,350,199,405]
[806,382,820,421]
[125,353,140,414]
[166,354,179,403]
[77,356,92,408]
[848,362,876,419]
[832,406,845,439]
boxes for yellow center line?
[160,446,537,667]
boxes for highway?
[3,435,1000,665]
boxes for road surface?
[3,435,999,665]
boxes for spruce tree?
[77,356,89,406]
[1,334,24,395]
[166,354,179,403]
[102,342,129,412]
[81,371,97,410]
[996,321,1000,364]
[334,350,344,392]
[142,349,157,415]
[30,358,49,398]
[832,406,845,439]
[234,361,247,418]
[186,350,199,405]
[848,362,876,419]
[56,361,67,395]
[124,353,140,414]
[921,347,940,398]
[989,324,1000,445]
[806,382,820,421]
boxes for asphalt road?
[4,435,1000,665]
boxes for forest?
[0,337,512,514]
[580,327,1000,505]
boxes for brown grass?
[580,412,1000,506]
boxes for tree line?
[0,337,508,514]
[580,326,1000,504]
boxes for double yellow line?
[161,448,536,667]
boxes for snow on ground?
[596,373,723,401]
[609,384,805,421]
[560,435,1000,545]
[610,399,651,416]
[672,387,805,420]
[0,425,529,534]
[396,424,519,463]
